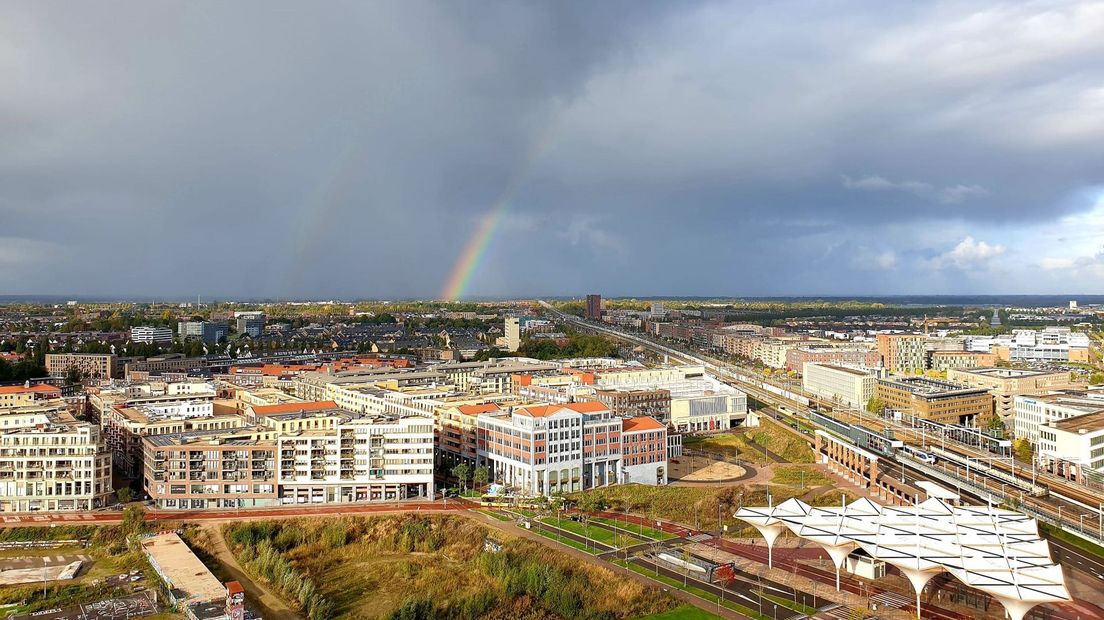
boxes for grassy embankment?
[223,514,681,620]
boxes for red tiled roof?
[0,384,61,395]
[251,400,338,414]
[516,401,608,418]
[458,403,500,415]
[622,416,665,433]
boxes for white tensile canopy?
[734,497,1070,620]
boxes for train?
[901,445,937,465]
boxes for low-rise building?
[875,376,992,425]
[621,416,668,485]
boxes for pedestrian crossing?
[870,591,912,610]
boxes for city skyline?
[2,1,1103,299]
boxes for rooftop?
[953,368,1062,378]
[251,400,337,415]
[141,533,227,603]
[1053,411,1104,435]
[622,416,665,432]
[812,364,871,377]
[878,376,987,397]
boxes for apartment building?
[875,376,993,425]
[947,368,1074,425]
[234,312,266,338]
[178,320,229,345]
[46,353,117,381]
[585,294,602,320]
[125,354,210,378]
[1014,392,1104,445]
[0,405,112,512]
[131,326,174,344]
[786,345,880,372]
[0,383,62,408]
[143,431,278,509]
[876,334,927,373]
[802,363,876,409]
[103,400,246,479]
[144,406,434,509]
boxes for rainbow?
[440,123,559,301]
[441,203,510,301]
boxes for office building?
[802,363,876,409]
[476,401,666,496]
[876,334,927,373]
[45,353,117,381]
[234,311,266,338]
[929,351,998,372]
[947,368,1074,425]
[1038,411,1104,483]
[875,376,993,425]
[967,327,1090,364]
[1014,392,1104,446]
[585,294,602,320]
[0,404,113,512]
[131,326,174,344]
[179,320,229,345]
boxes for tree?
[116,487,133,504]
[986,414,1005,432]
[473,466,489,491]
[1090,372,1104,386]
[1012,438,1034,463]
[865,397,886,415]
[452,463,471,494]
[65,366,84,386]
[121,505,145,537]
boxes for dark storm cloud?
[1,1,1102,298]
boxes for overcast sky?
[2,1,1103,300]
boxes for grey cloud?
[0,0,1101,298]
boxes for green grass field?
[592,517,677,541]
[636,604,722,619]
[538,516,644,547]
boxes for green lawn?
[593,517,677,541]
[636,604,722,619]
[472,509,511,522]
[539,516,644,547]
[532,528,599,555]
[1040,522,1104,561]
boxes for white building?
[802,363,876,409]
[0,405,113,512]
[131,326,174,344]
[1038,411,1104,483]
[1013,391,1104,445]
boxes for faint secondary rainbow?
[440,124,559,301]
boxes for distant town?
[0,296,1100,619]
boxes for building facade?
[875,377,993,425]
[947,368,1074,425]
[131,326,174,344]
[802,363,876,409]
[45,353,117,381]
[585,294,602,320]
[876,334,927,373]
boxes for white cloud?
[1039,257,1075,270]
[931,236,1006,270]
[842,175,988,204]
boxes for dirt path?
[198,523,303,620]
